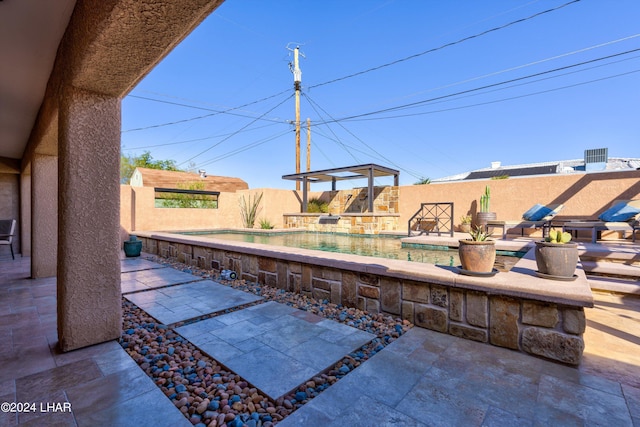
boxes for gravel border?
[120,256,413,426]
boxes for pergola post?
[368,166,374,212]
[302,177,308,212]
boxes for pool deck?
[1,252,639,426]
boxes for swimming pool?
[182,230,460,266]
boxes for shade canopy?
[282,163,400,212]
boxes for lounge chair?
[0,219,16,260]
[486,204,564,240]
[562,200,640,243]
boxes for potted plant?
[534,229,579,279]
[459,215,472,233]
[123,235,142,257]
[458,226,496,274]
[476,185,497,227]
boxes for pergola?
[282,163,400,213]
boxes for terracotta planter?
[534,241,579,278]
[458,239,496,273]
[459,223,471,233]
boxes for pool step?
[582,260,640,295]
[587,276,640,295]
[582,260,640,278]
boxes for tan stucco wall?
[400,171,640,229]
[0,173,20,256]
[20,174,31,257]
[31,154,57,278]
[57,86,122,351]
[120,186,304,236]
[122,170,640,236]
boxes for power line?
[123,88,291,132]
[196,129,292,167]
[121,122,284,151]
[318,47,640,124]
[177,93,294,166]
[362,33,640,111]
[302,93,361,164]
[303,93,423,179]
[344,68,640,122]
[308,0,582,90]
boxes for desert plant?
[307,197,329,213]
[460,215,472,224]
[480,186,491,213]
[239,192,263,228]
[468,225,492,241]
[545,229,572,244]
[414,177,431,185]
[259,218,274,229]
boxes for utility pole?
[293,47,302,191]
[306,117,311,192]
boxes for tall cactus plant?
[480,186,491,213]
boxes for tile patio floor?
[1,254,638,426]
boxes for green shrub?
[259,218,274,229]
[307,197,329,213]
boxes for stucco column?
[31,155,57,277]
[20,173,32,257]
[57,86,121,351]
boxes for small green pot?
[123,236,142,257]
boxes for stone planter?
[123,235,142,257]
[458,239,496,273]
[459,223,471,233]
[534,241,579,278]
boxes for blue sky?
[121,0,640,189]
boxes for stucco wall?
[0,173,20,256]
[121,170,640,238]
[121,186,305,236]
[400,170,640,230]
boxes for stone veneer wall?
[283,213,400,234]
[137,234,587,365]
[328,186,399,214]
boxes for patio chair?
[0,219,16,260]
[562,200,640,243]
[486,204,564,240]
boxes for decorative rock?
[196,399,209,414]
[175,397,188,409]
[120,255,414,427]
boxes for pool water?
[190,231,460,266]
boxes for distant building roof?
[130,167,249,192]
[433,157,640,183]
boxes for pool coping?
[133,230,593,309]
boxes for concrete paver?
[280,325,637,426]
[176,301,376,399]
[125,279,263,325]
[120,266,203,294]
